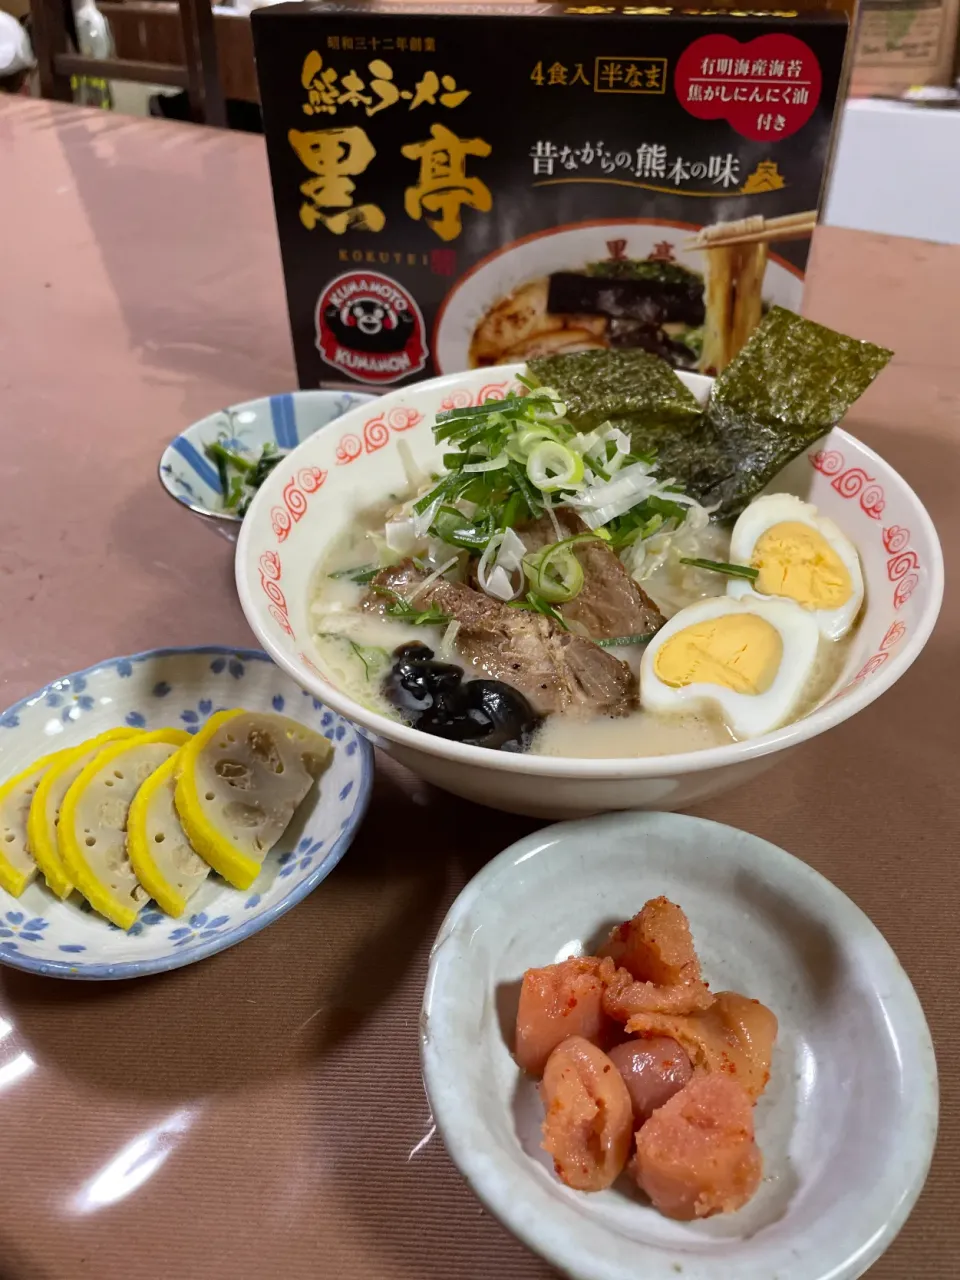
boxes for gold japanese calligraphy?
[401,124,493,242]
[531,60,592,87]
[288,127,386,234]
[594,56,667,94]
[298,50,468,119]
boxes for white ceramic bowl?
[159,389,375,540]
[421,812,938,1280]
[235,365,944,819]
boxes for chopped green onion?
[431,506,492,551]
[507,591,569,630]
[522,532,601,604]
[462,453,509,474]
[526,440,584,493]
[679,558,759,581]
[505,459,544,518]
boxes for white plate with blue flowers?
[0,647,374,979]
[159,390,376,539]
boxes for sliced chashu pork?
[520,512,665,641]
[365,562,635,717]
[175,710,333,890]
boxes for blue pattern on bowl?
[0,647,374,980]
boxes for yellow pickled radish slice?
[127,748,210,918]
[175,710,333,890]
[27,726,143,899]
[59,729,190,929]
[0,746,74,897]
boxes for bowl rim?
[158,388,378,524]
[0,645,376,980]
[235,373,945,780]
[419,811,939,1280]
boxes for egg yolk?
[654,614,783,696]
[751,522,852,610]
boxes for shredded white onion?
[385,517,419,555]
[397,439,428,494]
[406,554,459,604]
[477,527,526,601]
[440,619,461,656]
[569,462,660,528]
[497,527,528,571]
[544,498,563,541]
[485,565,516,601]
[410,495,442,540]
[476,533,505,595]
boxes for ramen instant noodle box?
[252,1,852,390]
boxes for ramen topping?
[520,513,665,640]
[365,562,636,717]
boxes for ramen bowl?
[235,365,943,819]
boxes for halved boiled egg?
[640,596,820,740]
[727,494,864,640]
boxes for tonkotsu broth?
[310,506,859,758]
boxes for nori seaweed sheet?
[529,309,893,520]
[547,274,705,326]
[528,348,703,432]
[700,307,893,517]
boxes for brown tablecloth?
[0,98,956,1280]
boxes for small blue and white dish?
[159,390,376,540]
[0,647,374,980]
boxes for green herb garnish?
[328,564,379,583]
[679,557,759,581]
[372,585,452,627]
[348,639,389,678]
[316,632,389,682]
